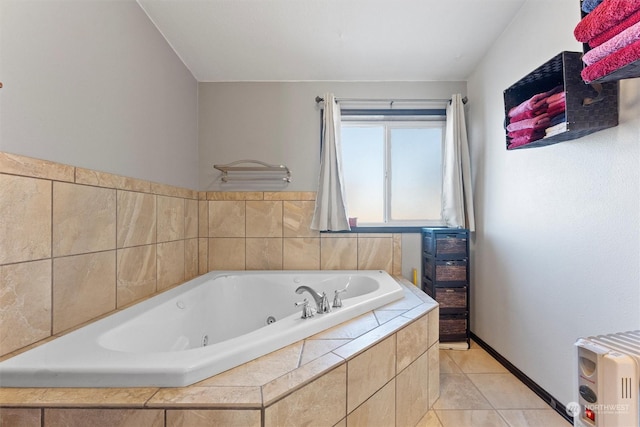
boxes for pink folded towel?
[589,8,640,47]
[583,20,640,65]
[509,132,545,149]
[510,107,546,123]
[506,113,550,132]
[508,85,562,118]
[574,0,640,43]
[581,38,640,82]
[508,128,543,139]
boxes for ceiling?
[137,0,527,82]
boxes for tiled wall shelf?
[503,51,619,150]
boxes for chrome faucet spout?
[295,285,331,313]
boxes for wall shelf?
[503,51,619,150]
[213,160,291,183]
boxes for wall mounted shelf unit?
[579,0,640,84]
[213,160,291,183]
[503,51,618,150]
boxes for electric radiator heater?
[575,330,640,427]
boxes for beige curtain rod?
[314,96,468,105]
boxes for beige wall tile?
[321,238,357,270]
[246,238,283,270]
[0,174,51,264]
[283,200,319,237]
[53,251,116,334]
[283,238,320,270]
[0,408,41,427]
[357,237,393,272]
[347,379,395,426]
[428,343,440,408]
[264,191,316,201]
[157,240,185,291]
[346,335,395,413]
[393,233,402,276]
[76,168,151,193]
[209,201,245,237]
[43,409,163,427]
[264,364,346,427]
[185,238,198,280]
[397,314,430,372]
[150,182,193,199]
[116,245,157,308]
[209,238,245,270]
[166,409,260,427]
[0,152,74,182]
[185,199,199,239]
[428,306,439,348]
[396,351,431,427]
[157,195,185,242]
[0,260,51,355]
[198,201,208,238]
[207,192,263,201]
[246,201,282,237]
[198,238,209,275]
[148,386,262,408]
[37,387,159,406]
[117,190,156,248]
[53,182,116,257]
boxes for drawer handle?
[445,289,455,293]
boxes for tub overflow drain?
[202,335,208,347]
[266,316,276,325]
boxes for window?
[339,109,445,227]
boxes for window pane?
[390,127,442,220]
[340,126,384,223]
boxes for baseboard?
[469,332,573,425]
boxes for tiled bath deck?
[0,278,440,427]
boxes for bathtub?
[0,270,403,388]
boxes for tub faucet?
[295,285,331,313]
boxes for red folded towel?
[589,8,640,47]
[508,128,543,139]
[546,92,566,104]
[583,21,640,65]
[574,0,640,43]
[509,131,545,149]
[581,38,640,82]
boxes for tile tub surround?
[0,279,439,427]
[0,151,403,358]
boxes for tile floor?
[415,341,571,427]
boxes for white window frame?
[340,114,446,227]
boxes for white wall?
[198,81,466,191]
[467,0,640,406]
[0,0,199,189]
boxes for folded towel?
[589,8,640,47]
[547,104,566,119]
[545,122,568,137]
[508,85,563,118]
[506,113,550,132]
[509,107,547,123]
[583,20,640,65]
[581,38,640,82]
[574,0,640,43]
[508,128,543,139]
[509,132,545,148]
[546,91,566,104]
[548,113,566,127]
[582,0,604,13]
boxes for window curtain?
[311,93,351,231]
[442,94,475,231]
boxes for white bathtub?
[0,270,403,388]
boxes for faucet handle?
[333,288,347,308]
[295,298,315,319]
